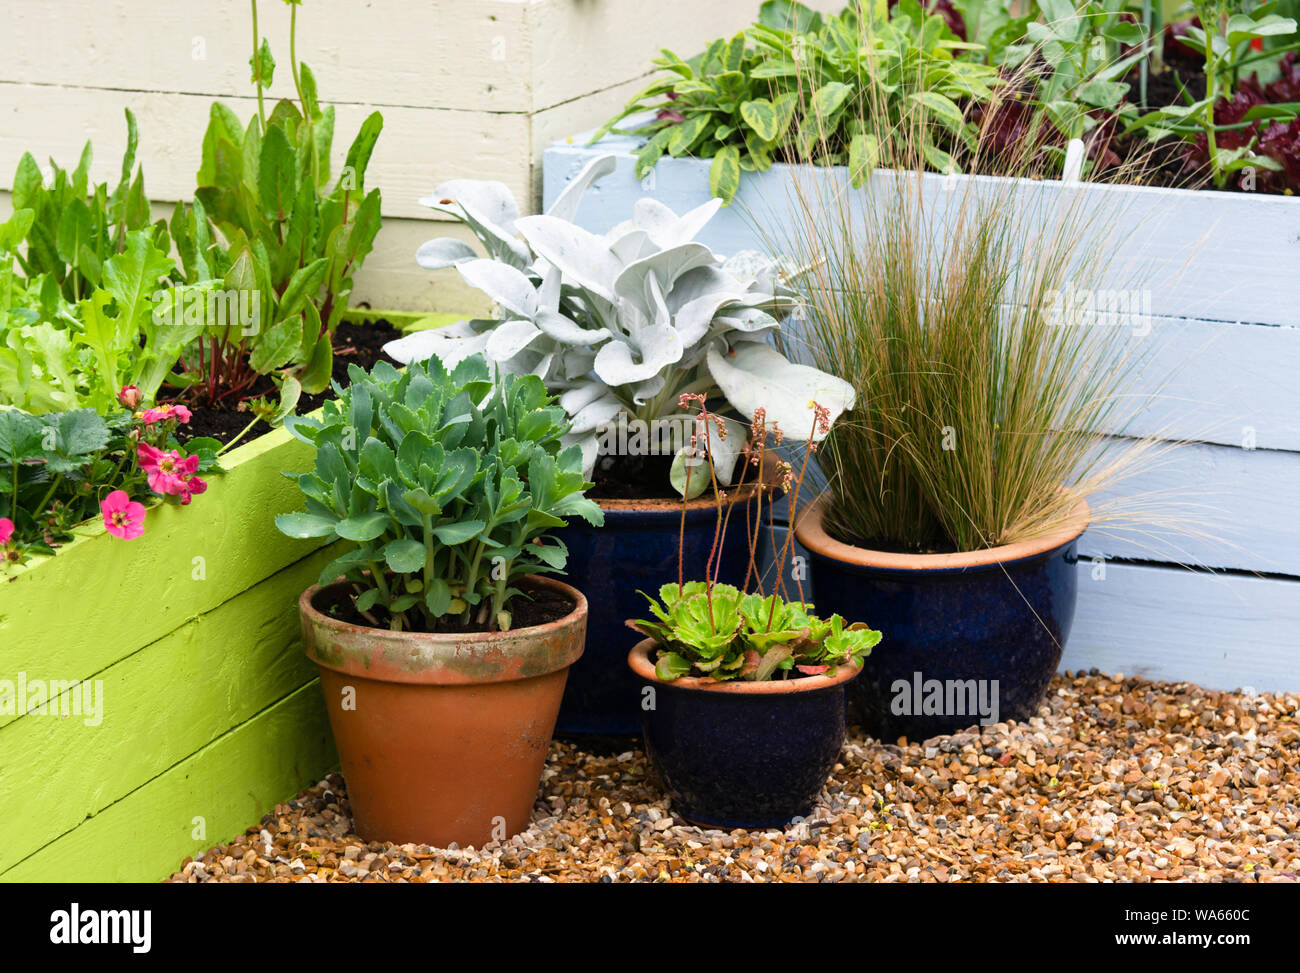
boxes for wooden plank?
[1063,561,1300,693]
[0,681,336,883]
[0,543,339,874]
[527,0,843,112]
[0,426,324,712]
[352,217,494,316]
[1076,441,1300,575]
[0,83,530,222]
[2,1,534,114]
[544,138,1300,327]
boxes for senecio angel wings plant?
[276,355,603,633]
[383,154,854,497]
[629,395,880,682]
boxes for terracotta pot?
[627,638,860,829]
[795,494,1089,740]
[556,475,774,735]
[299,574,587,848]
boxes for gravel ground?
[168,671,1300,883]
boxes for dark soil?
[178,320,403,446]
[324,582,576,635]
[1105,64,1212,191]
[589,452,716,502]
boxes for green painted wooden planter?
[0,310,459,883]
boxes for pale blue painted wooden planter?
[543,129,1300,692]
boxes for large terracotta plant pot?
[299,574,587,848]
[627,638,860,829]
[796,495,1088,742]
[557,481,770,735]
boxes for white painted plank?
[528,0,844,112]
[1077,442,1300,575]
[1,1,534,113]
[545,137,1300,327]
[352,218,492,315]
[1064,561,1299,692]
[0,83,529,222]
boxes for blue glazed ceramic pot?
[627,639,860,828]
[556,487,766,735]
[795,496,1088,742]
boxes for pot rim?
[300,573,587,685]
[592,453,782,512]
[626,638,861,695]
[794,493,1089,571]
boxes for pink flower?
[0,518,13,546]
[137,443,201,497]
[138,403,192,425]
[101,491,146,540]
[117,385,142,409]
[177,475,207,506]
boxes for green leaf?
[739,98,780,142]
[275,512,339,538]
[382,538,427,573]
[667,115,710,156]
[849,132,879,186]
[431,520,486,545]
[709,145,742,204]
[250,37,276,88]
[654,652,693,681]
[334,512,390,541]
[278,257,328,318]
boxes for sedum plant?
[384,153,854,497]
[276,355,603,633]
[629,394,880,682]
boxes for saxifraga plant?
[629,393,881,682]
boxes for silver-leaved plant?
[383,154,854,496]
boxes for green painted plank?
[0,681,336,883]
[0,426,330,711]
[0,542,342,872]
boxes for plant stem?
[251,0,266,130]
[215,416,263,456]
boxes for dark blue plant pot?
[796,499,1087,742]
[555,492,766,735]
[627,640,859,829]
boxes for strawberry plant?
[276,355,604,634]
[0,402,221,564]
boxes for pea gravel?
[168,671,1300,883]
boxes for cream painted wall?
[0,0,842,314]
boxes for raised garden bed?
[0,310,457,882]
[543,131,1300,693]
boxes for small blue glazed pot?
[628,639,860,829]
[556,488,766,735]
[796,496,1088,742]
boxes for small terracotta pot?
[299,574,587,848]
[627,638,860,829]
[795,494,1088,740]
